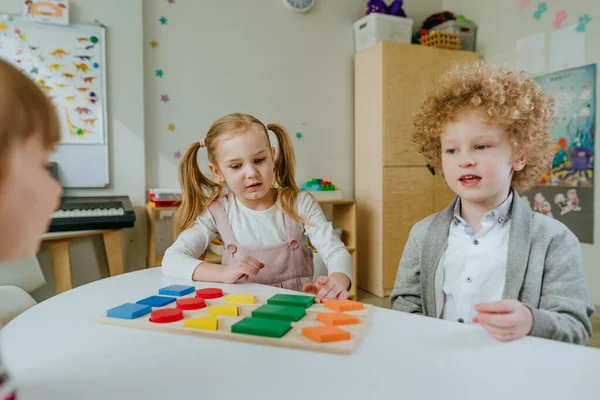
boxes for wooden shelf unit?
[355,42,479,297]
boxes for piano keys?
[49,196,136,232]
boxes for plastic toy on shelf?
[301,178,344,200]
[301,178,336,191]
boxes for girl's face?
[0,134,62,261]
[209,124,276,210]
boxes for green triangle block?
[252,304,306,322]
[231,317,291,338]
[267,293,315,309]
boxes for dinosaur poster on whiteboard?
[0,19,105,145]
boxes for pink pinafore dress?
[207,198,314,291]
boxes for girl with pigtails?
[162,113,352,302]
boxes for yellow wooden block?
[225,292,255,304]
[207,303,238,316]
[183,315,218,331]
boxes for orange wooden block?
[316,312,359,326]
[302,325,351,343]
[322,299,364,312]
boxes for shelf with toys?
[146,185,358,299]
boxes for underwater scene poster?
[522,64,596,243]
[534,64,595,187]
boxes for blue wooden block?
[158,285,195,296]
[107,303,152,319]
[136,295,176,307]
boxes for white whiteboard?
[0,15,108,188]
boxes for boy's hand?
[473,300,533,342]
[302,274,349,303]
[221,256,264,284]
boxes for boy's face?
[440,109,526,209]
[0,135,62,262]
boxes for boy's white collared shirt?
[440,192,513,324]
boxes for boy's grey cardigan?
[390,194,594,345]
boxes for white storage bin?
[353,13,413,53]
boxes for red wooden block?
[196,288,223,299]
[176,297,206,310]
[150,308,183,323]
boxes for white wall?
[144,0,443,197]
[0,0,446,300]
[0,0,146,301]
[443,0,600,304]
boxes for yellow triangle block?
[207,303,238,316]
[183,315,218,331]
[225,292,255,304]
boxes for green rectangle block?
[252,304,306,322]
[267,293,315,309]
[231,317,292,338]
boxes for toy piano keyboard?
[99,285,372,355]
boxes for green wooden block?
[267,293,314,309]
[252,304,306,322]
[231,317,291,338]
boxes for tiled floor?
[357,290,600,348]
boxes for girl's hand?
[473,300,534,342]
[303,274,349,303]
[221,256,264,284]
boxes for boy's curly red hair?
[412,61,555,192]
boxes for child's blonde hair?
[0,59,59,176]
[412,61,555,192]
[176,113,302,232]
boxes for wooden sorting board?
[98,292,372,355]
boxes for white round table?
[2,268,599,400]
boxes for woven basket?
[420,32,461,50]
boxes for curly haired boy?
[390,62,594,345]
